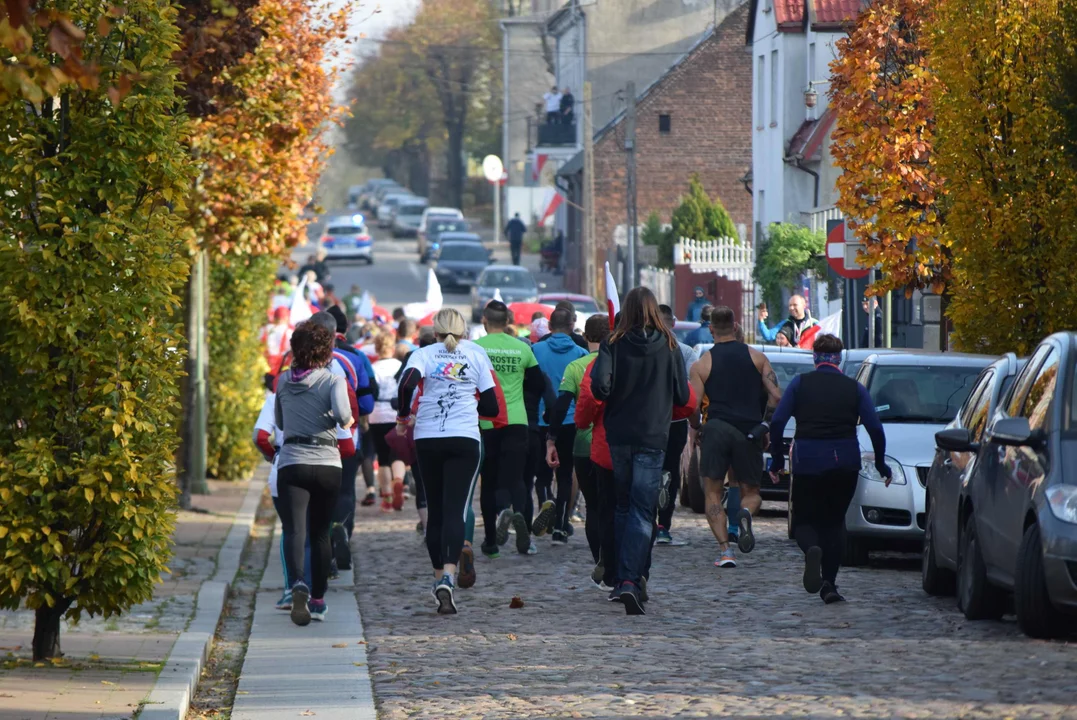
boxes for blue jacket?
[331,347,375,416]
[684,323,711,348]
[768,365,885,475]
[532,332,588,426]
[686,297,708,322]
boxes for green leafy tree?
[0,0,193,660]
[640,210,676,269]
[753,223,826,314]
[670,175,738,242]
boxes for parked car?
[418,207,465,256]
[346,184,365,209]
[391,200,429,238]
[420,218,472,263]
[376,192,413,227]
[359,179,399,209]
[922,353,1023,596]
[320,218,373,264]
[932,333,1077,638]
[839,351,995,565]
[470,265,541,321]
[431,236,491,291]
[841,347,902,379]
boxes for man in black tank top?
[689,307,783,568]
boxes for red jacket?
[576,359,696,471]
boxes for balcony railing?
[529,119,578,148]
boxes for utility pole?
[624,81,638,289]
[582,81,597,298]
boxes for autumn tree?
[0,0,102,103]
[931,0,1077,354]
[0,0,193,659]
[829,0,946,296]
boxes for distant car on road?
[432,236,491,291]
[418,207,465,256]
[391,200,429,238]
[320,218,373,264]
[470,265,540,321]
[930,333,1077,638]
[538,293,602,332]
[376,192,414,227]
[420,218,472,263]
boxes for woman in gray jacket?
[275,322,353,626]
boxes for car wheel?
[1014,523,1074,638]
[957,512,1006,620]
[786,474,795,540]
[685,447,706,514]
[843,535,870,567]
[922,494,957,596]
[366,257,374,265]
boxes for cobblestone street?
[353,501,1077,720]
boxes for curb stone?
[139,478,263,720]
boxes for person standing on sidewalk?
[655,305,699,546]
[533,308,589,543]
[396,309,501,614]
[274,322,354,626]
[689,306,782,570]
[475,300,555,557]
[768,334,890,603]
[590,288,690,615]
[504,213,527,266]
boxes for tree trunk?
[32,602,71,661]
[446,126,465,211]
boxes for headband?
[813,351,842,368]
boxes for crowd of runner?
[258,271,891,621]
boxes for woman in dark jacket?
[590,287,689,615]
[768,333,890,604]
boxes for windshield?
[432,220,469,235]
[868,365,983,423]
[771,361,814,390]
[439,244,488,262]
[843,361,863,378]
[397,204,426,217]
[481,269,535,289]
[326,225,364,235]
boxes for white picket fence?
[674,236,754,284]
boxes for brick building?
[558,2,753,294]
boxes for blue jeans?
[609,445,665,586]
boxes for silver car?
[391,200,429,238]
[377,192,413,227]
[470,265,540,321]
[845,351,996,564]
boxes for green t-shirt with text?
[560,351,598,457]
[475,331,538,428]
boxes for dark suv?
[933,333,1077,638]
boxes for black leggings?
[658,420,690,530]
[573,456,601,563]
[413,460,427,511]
[791,469,859,585]
[480,425,530,545]
[335,451,361,536]
[528,426,553,506]
[415,437,482,570]
[592,463,618,586]
[551,425,577,533]
[278,463,341,599]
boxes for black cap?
[326,305,348,334]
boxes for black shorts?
[368,423,397,466]
[699,419,763,487]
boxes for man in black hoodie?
[590,287,689,614]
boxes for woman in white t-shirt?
[368,334,405,512]
[396,308,500,614]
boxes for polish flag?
[289,275,313,326]
[605,261,620,330]
[493,288,504,303]
[798,310,842,349]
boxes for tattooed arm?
[752,351,783,422]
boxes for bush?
[0,0,193,660]
[753,223,826,313]
[670,175,738,242]
[640,211,676,269]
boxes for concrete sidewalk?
[231,525,375,720]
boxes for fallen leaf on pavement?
[507,634,517,641]
[353,662,366,667]
[509,596,524,609]
[300,711,316,717]
[356,640,367,645]
[331,643,347,648]
[101,680,115,685]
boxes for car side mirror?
[988,416,1043,448]
[538,282,548,290]
[935,427,978,453]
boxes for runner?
[656,305,699,545]
[396,309,500,614]
[368,334,406,512]
[545,315,610,572]
[274,322,354,626]
[474,301,555,557]
[532,308,589,543]
[260,307,292,375]
[768,334,890,602]
[689,306,782,569]
[590,288,690,615]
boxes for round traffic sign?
[482,155,504,183]
[826,221,869,279]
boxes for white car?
[320,218,373,263]
[417,206,465,255]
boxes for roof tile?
[813,0,861,27]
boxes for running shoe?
[737,508,755,553]
[495,508,514,546]
[361,489,376,507]
[655,528,673,545]
[275,591,293,611]
[591,562,605,588]
[619,582,645,615]
[658,470,672,510]
[380,496,393,513]
[803,546,824,595]
[457,544,477,589]
[309,599,328,622]
[640,576,649,603]
[392,479,405,511]
[433,574,458,614]
[551,530,568,545]
[820,581,846,604]
[331,523,351,571]
[512,512,531,555]
[728,531,739,546]
[607,585,623,602]
[524,541,538,555]
[531,500,555,537]
[716,547,737,568]
[571,510,585,524]
[290,581,311,626]
[480,543,500,559]
[565,522,574,537]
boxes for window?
[1007,345,1052,417]
[757,55,765,128]
[1023,348,1060,431]
[961,370,995,442]
[770,49,779,126]
[658,114,671,133]
[868,364,984,423]
[481,269,535,290]
[438,243,488,262]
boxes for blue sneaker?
[309,599,328,622]
[275,591,293,611]
[433,573,457,615]
[290,581,311,626]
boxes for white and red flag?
[798,311,842,349]
[605,261,620,330]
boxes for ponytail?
[432,308,467,352]
[443,333,460,352]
